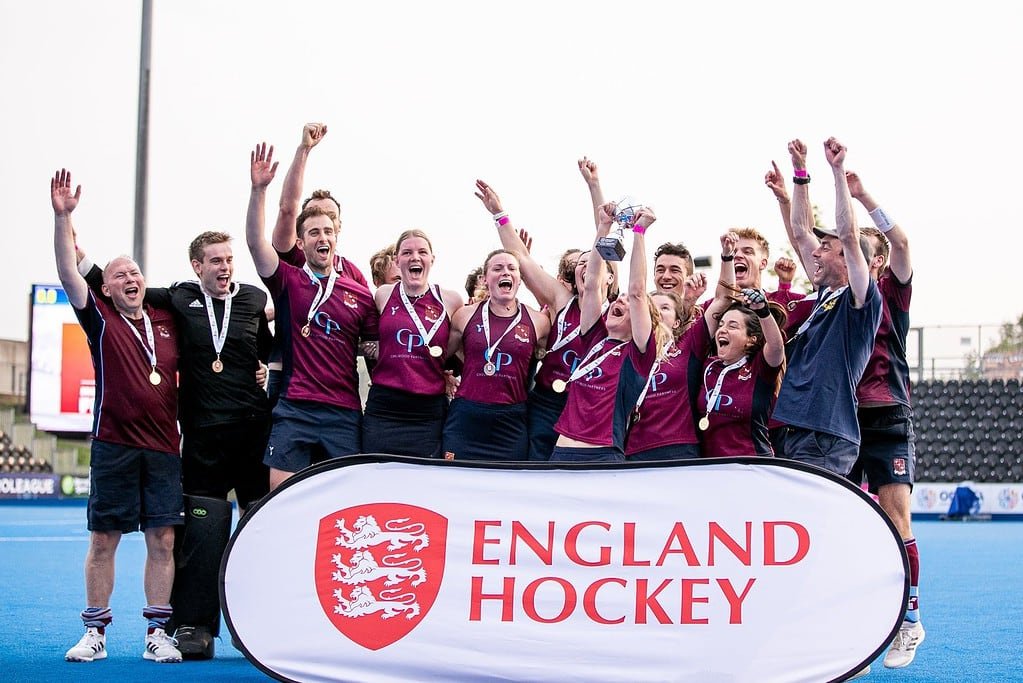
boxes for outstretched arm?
[475,179,571,310]
[629,207,655,353]
[704,231,739,330]
[786,140,820,274]
[579,202,615,333]
[824,137,871,307]
[246,143,281,278]
[578,157,606,228]
[271,123,327,252]
[50,169,88,309]
[848,170,911,283]
[742,289,784,367]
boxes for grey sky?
[3,1,1019,357]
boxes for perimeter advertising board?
[29,284,93,433]
[223,457,907,683]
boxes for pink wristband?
[632,225,647,235]
[794,168,808,178]
[496,216,510,227]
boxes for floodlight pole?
[133,0,152,271]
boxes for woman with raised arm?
[474,160,617,461]
[441,249,551,461]
[549,202,664,463]
[696,232,787,457]
[362,230,464,458]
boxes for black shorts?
[265,398,362,473]
[181,417,271,510]
[87,439,184,532]
[849,404,916,493]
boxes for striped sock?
[142,604,173,632]
[81,606,112,633]
[904,537,920,623]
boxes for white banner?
[223,458,907,683]
[912,481,1023,516]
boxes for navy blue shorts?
[362,385,447,458]
[848,404,916,493]
[442,398,528,461]
[87,439,184,533]
[265,398,361,473]
[526,386,568,462]
[181,416,271,510]
[550,445,625,463]
[783,427,859,476]
[627,443,700,462]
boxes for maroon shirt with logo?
[75,292,180,454]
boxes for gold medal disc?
[698,415,710,431]
[149,370,162,386]
[212,359,224,373]
[300,324,311,338]
[429,345,443,358]
[552,379,567,393]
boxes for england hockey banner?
[222,457,907,683]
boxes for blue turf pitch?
[1,502,1019,682]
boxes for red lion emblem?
[314,503,447,650]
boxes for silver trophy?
[596,195,643,261]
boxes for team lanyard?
[120,310,160,385]
[566,336,629,385]
[481,302,523,365]
[400,285,446,357]
[300,264,338,337]
[699,356,748,430]
[548,297,611,353]
[202,282,236,372]
[792,285,846,338]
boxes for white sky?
[2,0,1020,361]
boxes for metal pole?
[133,0,152,271]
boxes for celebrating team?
[52,125,922,671]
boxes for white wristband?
[868,206,896,233]
[78,257,95,277]
[492,211,508,223]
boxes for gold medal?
[630,408,641,425]
[149,370,162,386]
[535,348,547,360]
[429,345,443,358]
[698,415,710,431]
[552,379,567,393]
[300,324,311,338]
[212,358,224,373]
[483,361,497,376]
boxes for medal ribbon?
[634,339,677,411]
[702,356,748,417]
[302,263,338,331]
[120,310,157,374]
[202,282,236,361]
[481,303,523,363]
[567,336,629,385]
[400,285,446,348]
[792,285,846,338]
[548,298,610,353]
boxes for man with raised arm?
[772,138,882,476]
[845,170,924,670]
[246,143,378,491]
[52,170,184,665]
[78,229,273,658]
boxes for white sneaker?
[883,621,925,668]
[65,627,107,662]
[143,628,182,663]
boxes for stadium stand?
[913,379,1022,483]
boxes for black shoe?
[173,625,215,660]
